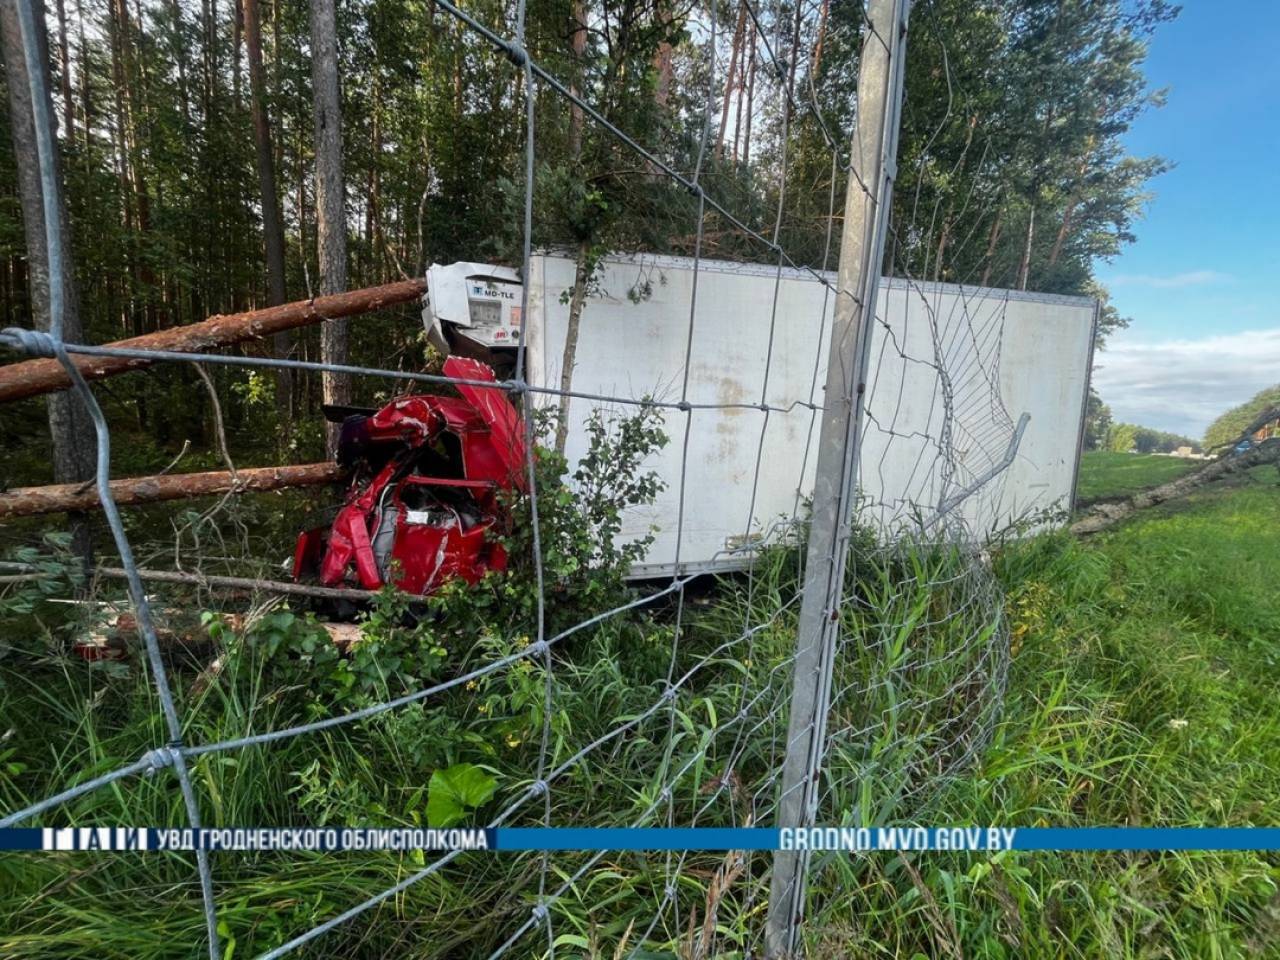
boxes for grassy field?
[803,463,1280,957]
[1075,450,1201,503]
[2,467,1278,958]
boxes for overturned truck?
[0,253,1097,594]
[423,252,1099,577]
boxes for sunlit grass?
[801,464,1280,958]
[1076,450,1200,504]
[2,468,1278,957]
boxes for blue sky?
[1089,0,1280,439]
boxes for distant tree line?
[1083,391,1199,454]
[1105,422,1199,455]
[1087,384,1280,459]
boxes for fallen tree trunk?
[92,567,391,603]
[1072,439,1280,535]
[0,462,344,518]
[0,559,401,602]
[0,278,426,404]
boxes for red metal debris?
[293,357,525,596]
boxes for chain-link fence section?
[0,0,1036,955]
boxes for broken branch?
[91,566,407,603]
[0,560,404,603]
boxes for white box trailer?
[423,252,1097,577]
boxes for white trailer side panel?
[525,253,1095,577]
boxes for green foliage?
[567,404,669,568]
[1082,387,1112,451]
[886,0,1176,296]
[213,588,452,710]
[4,470,1279,958]
[0,0,1211,955]
[193,404,668,728]
[426,762,498,827]
[0,533,82,671]
[1203,383,1280,450]
[1106,421,1137,453]
[498,405,667,633]
[0,0,1177,488]
[0,532,79,617]
[804,467,1280,959]
[1105,421,1199,454]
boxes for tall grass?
[800,466,1280,958]
[2,467,1278,958]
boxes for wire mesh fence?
[0,0,1041,955]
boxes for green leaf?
[426,763,497,827]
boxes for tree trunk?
[74,0,89,146]
[731,2,747,164]
[40,563,414,603]
[452,17,462,117]
[553,2,593,455]
[232,0,242,111]
[125,0,163,332]
[242,0,291,433]
[0,0,96,567]
[715,1,746,160]
[1072,440,1280,535]
[554,242,591,456]
[294,117,306,282]
[199,0,211,113]
[653,40,673,108]
[1016,204,1034,291]
[1047,151,1089,269]
[978,203,1003,288]
[933,219,949,281]
[106,0,137,342]
[785,0,802,112]
[166,0,192,125]
[368,81,381,271]
[811,0,829,76]
[731,40,744,163]
[0,462,343,518]
[742,25,754,167]
[310,0,348,457]
[53,0,72,142]
[568,0,586,158]
[0,278,426,403]
[1046,202,1075,269]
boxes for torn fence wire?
[0,0,1029,956]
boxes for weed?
[1,431,1278,958]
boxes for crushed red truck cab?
[293,357,525,595]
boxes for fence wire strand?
[0,0,1045,955]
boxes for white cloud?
[1092,328,1280,439]
[1108,269,1232,289]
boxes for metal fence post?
[765,0,912,954]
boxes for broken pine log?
[0,560,412,603]
[0,462,344,519]
[1071,438,1280,535]
[0,278,426,404]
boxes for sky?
[1089,0,1280,440]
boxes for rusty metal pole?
[0,279,425,404]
